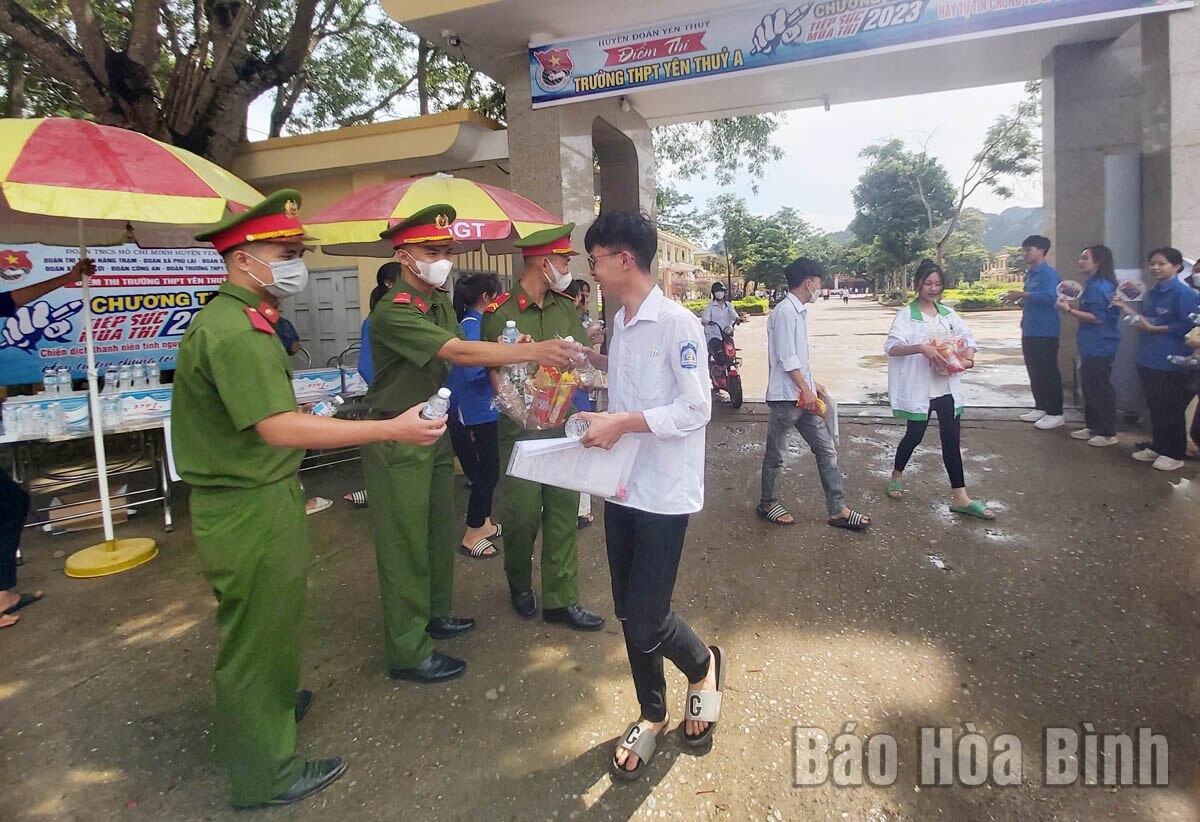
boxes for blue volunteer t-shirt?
[1136,277,1200,371]
[1076,276,1120,359]
[1021,261,1061,338]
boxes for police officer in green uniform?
[364,205,583,684]
[481,224,605,630]
[173,191,447,809]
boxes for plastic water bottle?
[421,387,452,420]
[42,367,55,396]
[563,336,598,388]
[45,402,65,436]
[310,394,345,417]
[501,320,520,344]
[565,416,590,440]
[55,366,71,395]
[147,362,161,387]
[102,394,123,427]
[1189,311,1200,325]
[118,364,133,391]
[1123,313,1143,326]
[1167,354,1200,368]
[131,363,147,390]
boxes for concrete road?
[2,412,1198,820]
[733,297,1031,407]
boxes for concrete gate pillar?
[502,56,657,309]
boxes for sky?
[667,80,1042,238]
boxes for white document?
[506,436,640,499]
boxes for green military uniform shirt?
[363,280,462,413]
[172,282,302,488]
[481,282,585,437]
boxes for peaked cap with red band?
[381,204,457,249]
[195,189,318,254]
[513,223,578,258]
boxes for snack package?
[928,334,967,376]
[493,363,588,430]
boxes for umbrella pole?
[65,219,157,578]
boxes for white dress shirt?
[765,292,815,402]
[700,300,739,343]
[607,285,711,515]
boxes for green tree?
[655,183,713,244]
[850,139,954,274]
[655,114,785,193]
[937,207,989,285]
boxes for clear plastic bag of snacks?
[493,364,582,430]
[927,328,967,376]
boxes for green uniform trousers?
[497,430,581,609]
[363,435,455,669]
[190,475,307,806]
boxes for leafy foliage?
[655,114,785,193]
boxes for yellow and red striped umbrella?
[306,174,562,257]
[0,118,261,248]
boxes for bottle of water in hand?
[421,387,452,420]
[563,336,597,387]
[501,320,520,344]
[310,394,345,417]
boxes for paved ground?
[735,296,1031,406]
[3,408,1200,820]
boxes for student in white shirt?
[758,258,872,531]
[884,259,995,520]
[573,211,726,782]
[700,281,739,364]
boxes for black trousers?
[893,394,966,489]
[1022,336,1063,415]
[448,419,499,528]
[0,468,30,590]
[604,502,710,723]
[1079,356,1117,437]
[1138,366,1193,460]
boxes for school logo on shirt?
[680,341,698,369]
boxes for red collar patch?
[484,292,512,313]
[257,302,280,324]
[394,291,429,313]
[244,306,276,335]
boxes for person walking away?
[1114,247,1200,471]
[1057,246,1121,447]
[175,190,447,808]
[756,258,871,532]
[1005,235,1064,429]
[572,211,726,780]
[884,259,995,520]
[446,272,504,559]
[481,224,605,631]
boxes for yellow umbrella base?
[65,537,158,578]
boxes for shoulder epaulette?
[484,292,512,313]
[243,306,276,335]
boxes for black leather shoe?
[543,604,605,631]
[233,758,347,808]
[389,651,466,683]
[510,588,538,618]
[294,689,312,723]
[427,616,476,640]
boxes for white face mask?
[405,252,453,287]
[545,260,572,292]
[245,253,309,299]
[713,291,726,302]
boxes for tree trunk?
[4,49,24,116]
[417,39,431,115]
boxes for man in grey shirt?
[757,258,871,532]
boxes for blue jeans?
[760,401,845,516]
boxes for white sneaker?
[1069,428,1092,440]
[1019,409,1046,423]
[1087,436,1119,447]
[1153,455,1184,471]
[1132,448,1159,462]
[1034,414,1065,430]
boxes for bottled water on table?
[131,363,147,390]
[421,387,452,420]
[118,364,134,391]
[565,416,589,440]
[310,394,345,417]
[102,394,123,427]
[45,402,66,436]
[501,320,520,344]
[55,366,71,394]
[147,362,161,387]
[42,367,55,396]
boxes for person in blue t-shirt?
[1057,245,1121,447]
[1115,247,1200,471]
[1005,234,1064,430]
[446,272,503,558]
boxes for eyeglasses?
[587,251,624,270]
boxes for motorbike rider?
[701,281,740,365]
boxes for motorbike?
[708,321,743,409]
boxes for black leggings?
[893,394,966,489]
[448,419,499,528]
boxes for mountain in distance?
[982,206,1043,253]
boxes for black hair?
[583,211,657,271]
[1083,245,1117,285]
[784,257,826,290]
[913,258,944,293]
[711,281,727,297]
[1022,235,1051,254]
[452,272,502,320]
[370,262,404,311]
[563,278,590,300]
[1148,246,1184,273]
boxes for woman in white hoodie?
[884,260,995,520]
